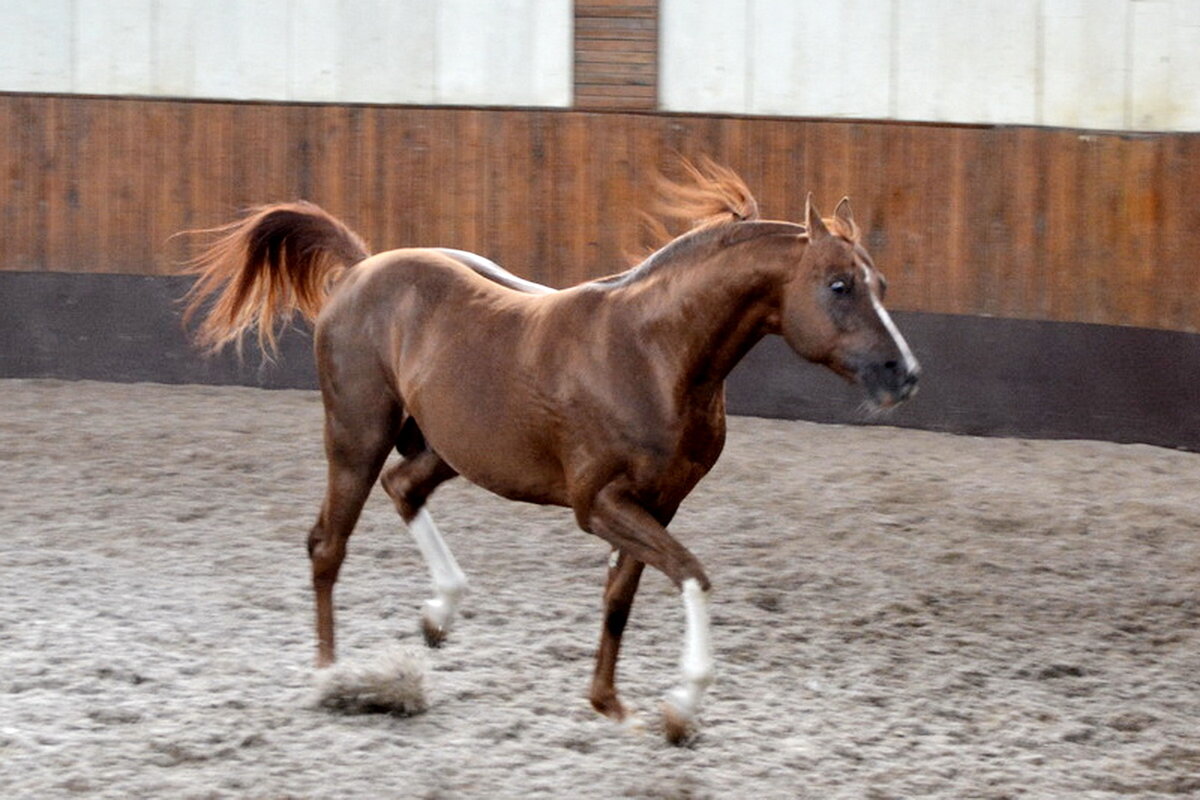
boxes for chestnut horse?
[182,161,919,743]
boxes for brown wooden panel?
[575,1,658,110]
[2,94,1199,333]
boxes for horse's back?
[434,248,555,295]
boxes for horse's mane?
[651,157,760,232]
[644,157,859,246]
[605,158,761,282]
[601,158,858,287]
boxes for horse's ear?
[805,193,829,240]
[833,196,860,240]
[834,197,854,227]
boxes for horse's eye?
[829,279,850,295]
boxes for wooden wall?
[3,93,1198,333]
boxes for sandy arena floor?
[1,379,1197,799]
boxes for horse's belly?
[439,438,569,507]
[407,400,569,507]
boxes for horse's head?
[778,196,920,408]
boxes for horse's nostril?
[884,360,900,373]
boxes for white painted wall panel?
[0,0,570,107]
[327,0,436,104]
[1130,0,1200,131]
[286,0,344,103]
[749,0,892,119]
[660,0,1200,132]
[148,1,197,97]
[189,0,290,101]
[659,0,748,113]
[525,0,574,108]
[75,0,154,95]
[1041,0,1127,130]
[435,0,571,106]
[0,2,73,92]
[894,0,1038,124]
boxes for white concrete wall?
[0,0,572,106]
[661,0,1200,132]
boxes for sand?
[1,379,1197,799]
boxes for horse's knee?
[668,553,710,593]
[653,550,710,594]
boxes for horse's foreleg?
[381,451,464,647]
[585,486,713,745]
[589,549,646,721]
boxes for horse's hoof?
[420,616,447,648]
[661,696,698,746]
[589,691,628,721]
[421,598,454,648]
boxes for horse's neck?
[623,242,781,393]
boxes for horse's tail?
[180,201,370,356]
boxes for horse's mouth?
[860,368,920,409]
[825,358,920,409]
[867,382,918,409]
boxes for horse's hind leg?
[308,421,393,668]
[380,448,465,647]
[589,549,646,721]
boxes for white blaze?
[861,262,918,374]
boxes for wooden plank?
[1160,134,1200,332]
[574,37,657,54]
[573,87,657,108]
[576,50,657,66]
[574,17,657,39]
[576,1,656,17]
[575,66,656,84]
[1043,129,1082,324]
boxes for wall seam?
[1124,0,1134,129]
[1034,0,1045,125]
[888,0,900,119]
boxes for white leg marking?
[409,508,467,633]
[666,578,714,720]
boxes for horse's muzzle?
[861,360,920,408]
